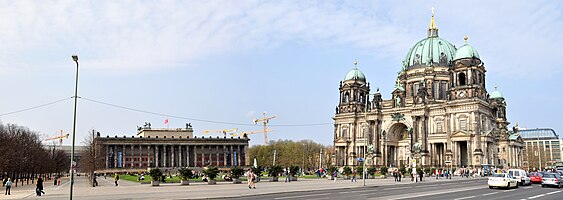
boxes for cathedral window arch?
[459,72,466,86]
[341,126,349,140]
[459,118,468,131]
[344,92,350,103]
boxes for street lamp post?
[302,144,306,176]
[69,54,79,200]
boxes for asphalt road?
[224,179,563,200]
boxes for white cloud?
[0,1,561,77]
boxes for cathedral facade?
[332,14,524,169]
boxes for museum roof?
[513,128,559,140]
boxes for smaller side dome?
[454,44,480,60]
[454,36,480,60]
[344,61,366,81]
[489,86,503,99]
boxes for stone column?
[156,145,160,168]
[422,116,428,152]
[106,145,110,168]
[114,146,118,168]
[139,145,142,168]
[216,146,220,166]
[223,145,227,166]
[201,145,205,167]
[193,145,198,167]
[230,145,235,166]
[237,145,242,166]
[171,145,175,168]
[131,145,134,168]
[122,145,126,168]
[148,145,151,168]
[179,145,183,167]
[187,145,191,167]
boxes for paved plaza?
[2,176,472,199]
[4,175,561,200]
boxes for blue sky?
[0,0,562,146]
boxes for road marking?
[274,193,330,199]
[527,194,545,199]
[383,186,409,190]
[502,189,515,192]
[339,191,351,194]
[454,196,475,200]
[379,185,486,200]
[415,185,436,188]
[482,192,498,196]
[546,190,561,195]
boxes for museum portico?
[94,125,249,173]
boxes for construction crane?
[230,129,274,138]
[202,128,238,137]
[253,112,275,144]
[45,130,69,146]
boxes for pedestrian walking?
[247,169,256,189]
[284,168,291,182]
[393,170,398,182]
[419,171,423,182]
[351,170,357,182]
[411,172,414,182]
[114,174,120,186]
[36,177,45,196]
[5,178,12,195]
[333,171,337,182]
[398,171,402,182]
[93,176,98,187]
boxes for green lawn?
[120,174,248,183]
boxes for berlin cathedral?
[332,12,524,169]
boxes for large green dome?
[344,67,366,81]
[402,14,457,69]
[403,36,457,69]
[454,43,480,60]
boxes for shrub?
[204,167,220,180]
[367,167,377,175]
[399,165,407,175]
[380,166,388,175]
[342,166,352,176]
[355,166,363,175]
[230,166,245,179]
[289,165,299,176]
[178,168,193,181]
[327,166,338,174]
[268,165,283,177]
[424,168,432,175]
[251,166,264,177]
[148,168,163,182]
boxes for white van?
[508,169,530,186]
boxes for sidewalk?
[11,175,484,199]
[2,178,70,199]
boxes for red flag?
[164,119,169,125]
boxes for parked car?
[488,173,518,189]
[508,169,530,186]
[528,172,543,184]
[541,173,563,188]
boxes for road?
[225,179,563,200]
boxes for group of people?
[392,169,402,182]
[2,177,47,196]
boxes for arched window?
[344,92,350,103]
[459,72,466,86]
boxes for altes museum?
[333,13,524,169]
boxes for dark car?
[541,173,563,188]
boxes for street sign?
[357,158,364,162]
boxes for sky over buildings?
[0,0,562,146]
